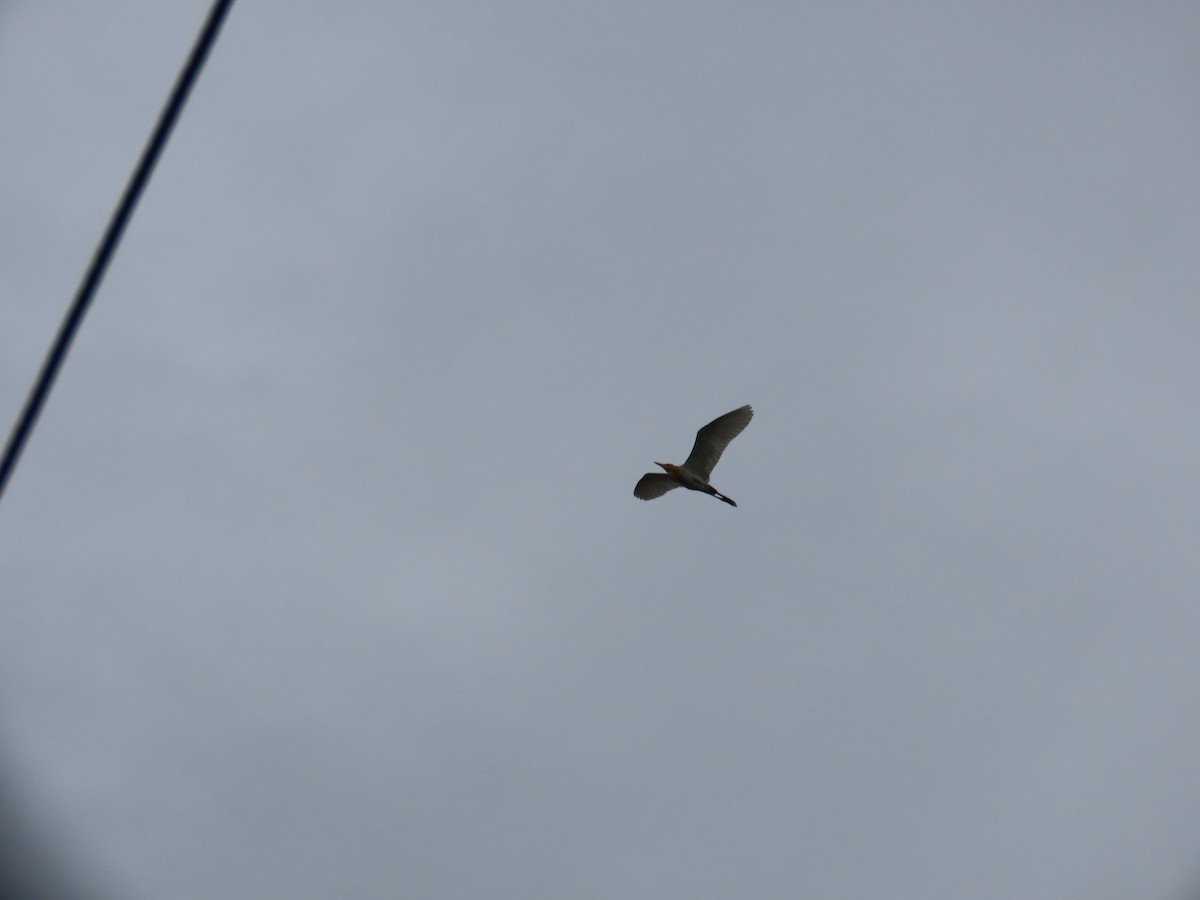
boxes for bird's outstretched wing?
[634,473,681,501]
[682,404,753,479]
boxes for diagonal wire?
[0,0,237,507]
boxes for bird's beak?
[654,462,667,471]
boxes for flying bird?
[634,405,753,507]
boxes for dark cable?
[0,0,237,506]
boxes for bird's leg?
[710,488,737,507]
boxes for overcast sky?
[3,2,1200,898]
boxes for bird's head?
[655,462,677,474]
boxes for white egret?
[633,405,753,507]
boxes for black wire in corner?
[0,0,238,507]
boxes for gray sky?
[3,2,1200,898]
